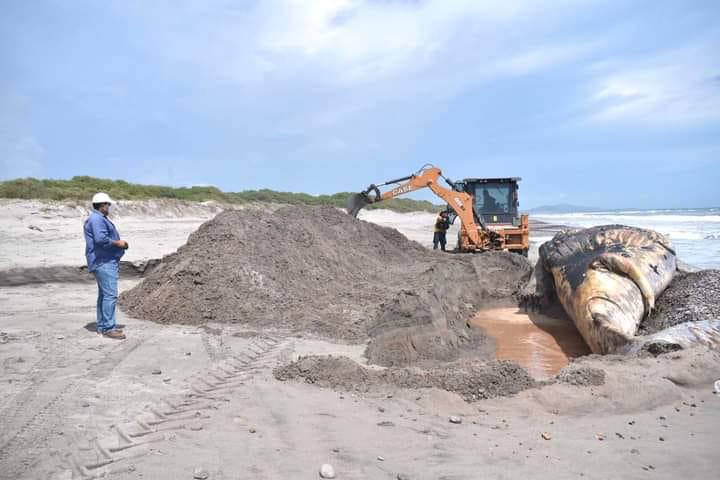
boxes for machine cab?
[456,177,521,227]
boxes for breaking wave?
[533,208,720,269]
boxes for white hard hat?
[92,192,114,204]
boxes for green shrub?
[0,176,441,213]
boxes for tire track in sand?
[0,331,152,480]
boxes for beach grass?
[0,176,442,213]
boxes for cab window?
[474,184,511,214]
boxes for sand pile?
[555,365,606,386]
[641,269,720,334]
[273,355,536,401]
[121,206,532,366]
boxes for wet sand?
[472,306,590,379]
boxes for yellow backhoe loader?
[347,164,529,255]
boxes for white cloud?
[255,0,588,85]
[259,0,528,59]
[589,43,720,126]
[113,0,718,134]
[495,43,596,76]
[243,0,592,132]
[116,1,592,106]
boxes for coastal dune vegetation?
[0,176,441,213]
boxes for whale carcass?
[521,225,720,354]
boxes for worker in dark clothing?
[483,189,499,211]
[433,211,450,251]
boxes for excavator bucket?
[346,192,371,217]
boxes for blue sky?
[1,0,719,208]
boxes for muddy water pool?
[471,307,590,379]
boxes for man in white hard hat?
[83,192,129,339]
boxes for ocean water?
[532,208,720,269]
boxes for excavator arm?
[346,165,495,251]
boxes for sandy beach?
[1,200,718,480]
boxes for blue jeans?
[433,231,447,251]
[94,261,119,333]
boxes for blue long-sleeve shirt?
[84,210,124,272]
